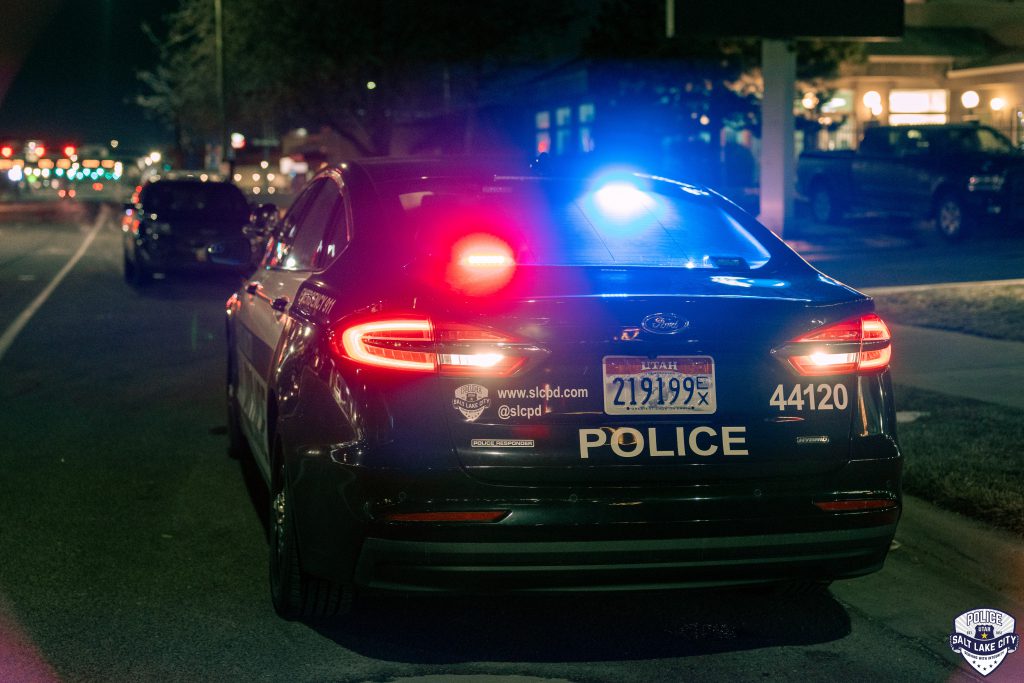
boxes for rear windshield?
[382,175,777,270]
[141,181,248,218]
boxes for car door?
[235,178,343,477]
[852,127,899,211]
[888,127,936,214]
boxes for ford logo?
[641,313,688,335]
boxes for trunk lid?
[428,266,870,486]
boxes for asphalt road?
[1,204,1022,682]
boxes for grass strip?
[873,284,1024,343]
[895,384,1024,536]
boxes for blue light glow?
[592,182,650,220]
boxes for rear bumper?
[353,520,897,594]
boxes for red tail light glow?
[380,510,509,523]
[337,318,434,372]
[814,498,896,512]
[331,316,530,376]
[786,314,892,376]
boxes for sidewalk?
[884,323,1024,411]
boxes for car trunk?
[426,267,870,486]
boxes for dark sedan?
[122,177,252,285]
[224,157,902,619]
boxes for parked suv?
[797,123,1024,240]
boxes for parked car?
[797,123,1024,240]
[222,157,901,619]
[122,176,252,285]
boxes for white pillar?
[758,39,796,237]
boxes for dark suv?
[122,177,252,285]
[798,123,1024,239]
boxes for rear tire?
[268,447,350,620]
[935,194,971,241]
[810,183,842,224]
[124,249,150,286]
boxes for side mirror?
[207,237,253,268]
[244,203,279,238]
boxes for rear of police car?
[318,166,901,598]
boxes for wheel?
[124,248,150,286]
[935,194,971,241]
[226,349,249,460]
[122,250,135,283]
[810,183,842,224]
[268,447,350,619]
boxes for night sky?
[0,0,172,151]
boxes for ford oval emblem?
[641,313,688,335]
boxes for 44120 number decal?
[769,383,848,411]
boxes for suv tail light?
[782,314,891,376]
[331,315,535,376]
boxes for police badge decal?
[453,384,490,422]
[949,608,1020,676]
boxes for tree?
[138,0,590,160]
[579,0,863,182]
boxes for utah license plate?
[602,356,716,415]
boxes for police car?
[224,157,901,618]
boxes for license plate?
[602,356,716,415]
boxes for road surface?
[1,204,1021,681]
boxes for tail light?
[813,498,897,512]
[783,314,891,376]
[379,510,509,523]
[331,315,534,376]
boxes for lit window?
[580,127,595,152]
[535,111,550,130]
[556,107,572,127]
[556,129,571,155]
[536,132,551,154]
[889,114,947,125]
[579,102,595,123]
[889,90,947,114]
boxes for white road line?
[0,207,109,364]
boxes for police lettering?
[578,426,748,459]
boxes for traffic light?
[34,145,46,157]
[63,144,76,157]
[0,145,12,158]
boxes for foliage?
[580,0,864,179]
[138,0,590,160]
